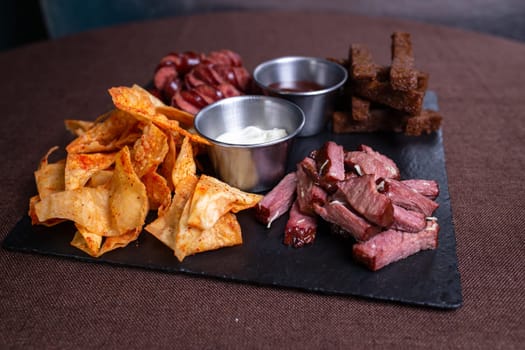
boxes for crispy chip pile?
[30,85,262,260]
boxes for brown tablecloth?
[1,11,524,349]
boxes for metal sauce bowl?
[253,56,348,137]
[194,95,305,192]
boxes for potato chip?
[34,147,65,199]
[64,119,94,136]
[172,136,197,189]
[157,131,178,191]
[32,83,262,259]
[108,85,163,122]
[156,105,194,129]
[87,170,113,187]
[70,225,103,256]
[174,203,242,262]
[187,175,262,230]
[145,174,199,251]
[131,122,168,178]
[154,118,211,146]
[109,85,211,146]
[71,231,97,256]
[98,228,141,256]
[142,170,171,213]
[28,195,40,225]
[71,225,140,257]
[188,212,242,255]
[66,109,141,154]
[109,146,149,235]
[65,152,116,190]
[35,186,113,235]
[28,195,65,226]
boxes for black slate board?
[3,93,463,309]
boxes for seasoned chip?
[108,85,165,123]
[158,131,178,191]
[98,228,141,256]
[35,186,113,235]
[65,152,116,190]
[190,212,242,254]
[155,118,211,146]
[71,226,140,257]
[32,83,259,259]
[34,147,65,199]
[156,105,194,129]
[66,109,140,154]
[28,195,65,227]
[87,170,113,187]
[70,225,103,256]
[187,175,262,230]
[145,174,199,251]
[109,85,210,146]
[131,122,168,178]
[109,146,149,235]
[174,202,242,262]
[142,170,171,213]
[64,119,95,136]
[173,136,197,189]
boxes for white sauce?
[216,126,287,145]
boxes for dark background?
[2,0,525,52]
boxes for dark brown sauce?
[268,80,325,93]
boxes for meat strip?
[298,156,320,184]
[255,172,297,227]
[390,32,418,91]
[384,179,439,216]
[336,174,394,227]
[313,201,381,242]
[391,205,427,233]
[401,179,439,199]
[296,163,327,216]
[352,219,439,271]
[360,145,399,177]
[345,145,400,179]
[284,200,318,248]
[315,141,345,182]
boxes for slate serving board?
[3,92,463,309]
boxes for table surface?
[1,10,524,349]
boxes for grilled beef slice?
[352,219,439,271]
[296,160,328,216]
[316,141,345,183]
[313,201,381,241]
[384,178,439,216]
[336,174,394,228]
[345,144,399,180]
[391,205,427,232]
[401,179,439,199]
[284,200,318,248]
[255,172,297,227]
